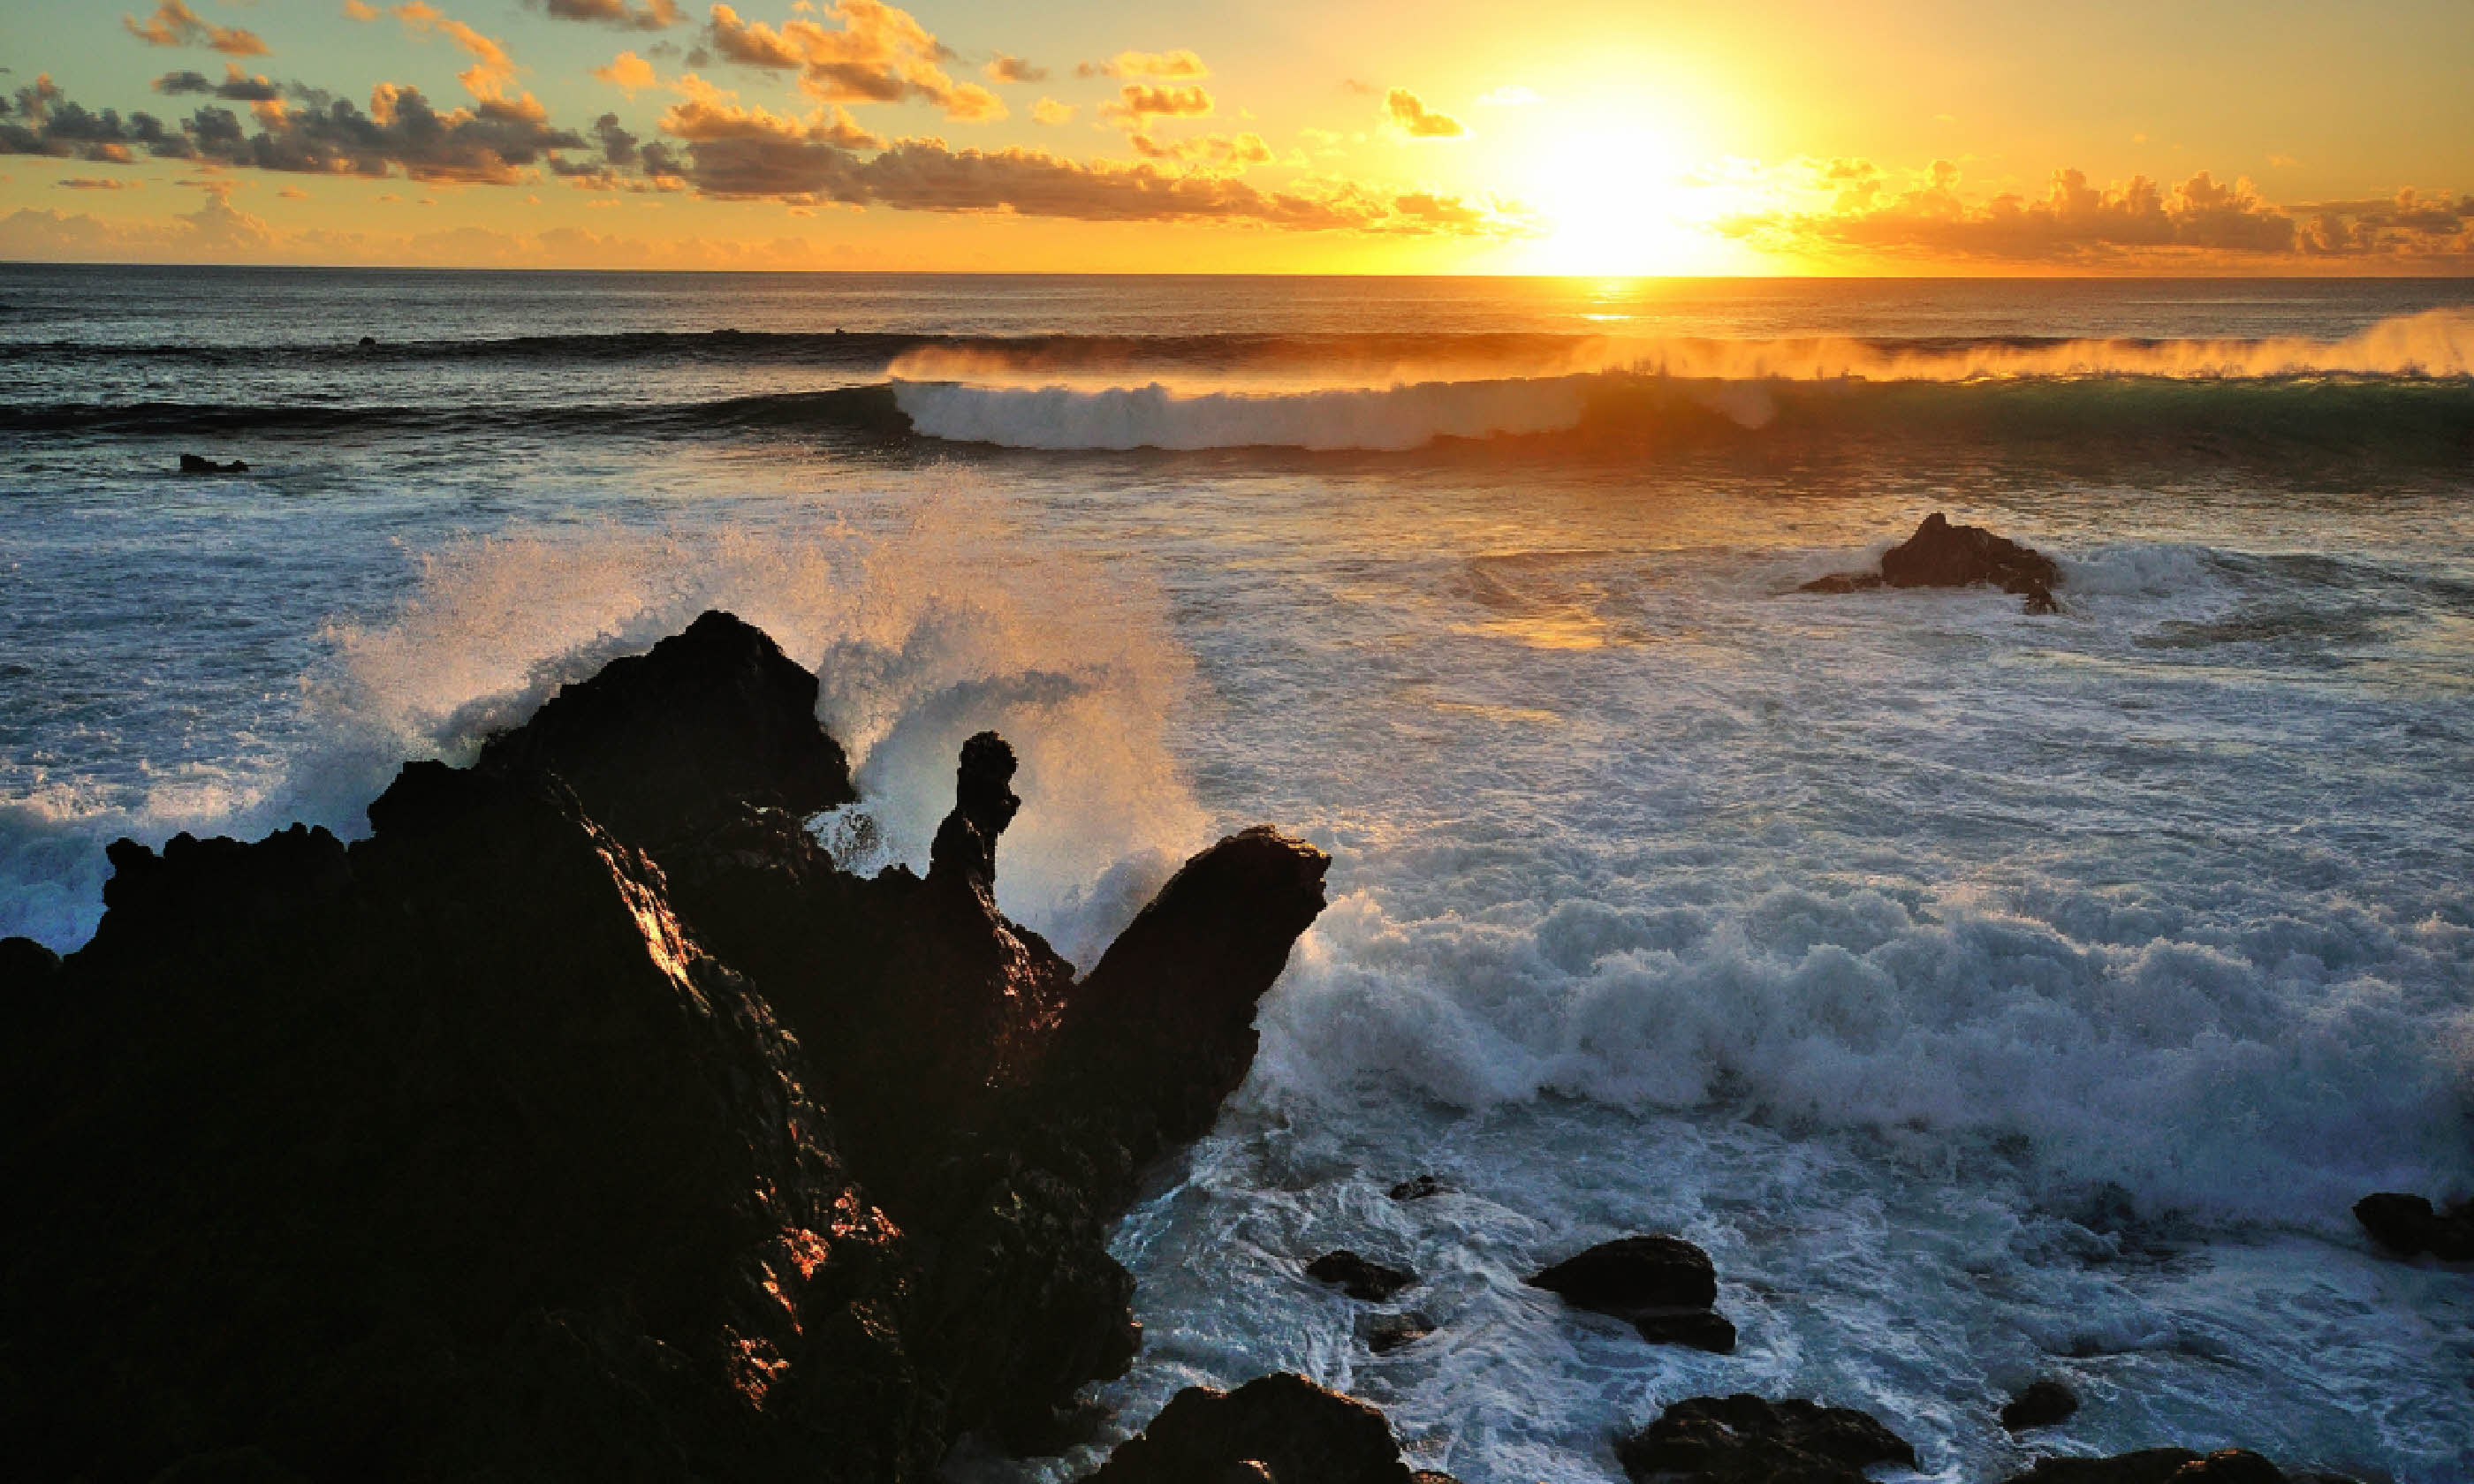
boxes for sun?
[1522,125,1733,276]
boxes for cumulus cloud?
[1030,96,1073,125]
[703,2,1003,121]
[1,74,588,186]
[539,0,683,31]
[593,50,660,92]
[983,54,1045,83]
[1721,158,2472,263]
[391,3,520,102]
[123,1,270,57]
[1126,130,1271,166]
[343,0,381,19]
[1097,83,1211,125]
[1075,49,1208,80]
[1383,87,1462,139]
[153,65,284,102]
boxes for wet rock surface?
[2001,1379,2081,1431]
[0,610,1328,1482]
[178,452,248,473]
[1087,1372,1454,1484]
[1388,1173,1452,1201]
[1526,1234,1736,1353]
[2352,1191,2474,1261]
[1309,1250,1420,1302]
[1800,511,2063,613]
[1365,1313,1435,1353]
[2002,1448,2359,1483]
[1614,1393,1916,1484]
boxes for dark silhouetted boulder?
[1616,1394,1915,1484]
[474,610,854,847]
[1089,1373,1445,1484]
[178,453,248,473]
[1526,1234,1735,1353]
[2002,1448,2358,1484]
[2352,1191,2474,1261]
[1309,1251,1418,1302]
[0,611,1330,1481]
[2001,1379,2080,1431]
[0,934,60,989]
[1389,1174,1452,1201]
[1801,511,2061,613]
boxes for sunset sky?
[3,0,2469,273]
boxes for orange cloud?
[703,2,1003,121]
[343,0,381,18]
[1098,83,1212,126]
[58,177,143,189]
[984,54,1045,84]
[1076,49,1208,80]
[123,1,270,57]
[392,3,520,102]
[1384,88,1463,139]
[594,50,660,93]
[1126,131,1271,167]
[1720,159,2474,263]
[1030,97,1074,125]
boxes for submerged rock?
[1309,1250,1418,1302]
[2002,1448,2359,1483]
[2000,1379,2081,1431]
[1526,1234,1736,1353]
[2352,1191,2474,1261]
[0,610,1329,1481]
[1614,1394,1915,1484]
[1089,1373,1454,1484]
[1800,511,2062,613]
[1388,1173,1453,1201]
[1365,1312,1435,1353]
[178,453,248,473]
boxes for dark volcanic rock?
[1526,1234,1735,1353]
[1088,1372,1446,1484]
[474,609,856,847]
[2001,1379,2081,1431]
[1309,1250,1418,1302]
[1615,1394,1916,1484]
[1801,511,2062,613]
[1389,1173,1453,1200]
[2352,1191,2474,1261]
[1366,1312,1435,1353]
[0,610,1330,1481]
[178,453,247,473]
[0,933,60,988]
[2002,1448,2357,1484]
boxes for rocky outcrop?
[1389,1174,1451,1201]
[1614,1394,1915,1484]
[178,453,248,473]
[1088,1373,1457,1484]
[1309,1251,1418,1302]
[2003,1448,2359,1483]
[2352,1191,2474,1261]
[1800,511,2062,613]
[2001,1379,2081,1431]
[1526,1234,1736,1353]
[1365,1313,1434,1353]
[0,611,1328,1482]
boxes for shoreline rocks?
[1088,1373,1457,1484]
[1526,1234,1737,1354]
[1309,1251,1419,1303]
[2000,1380,2081,1432]
[1800,511,2062,613]
[1615,1394,1915,1484]
[178,452,248,473]
[2002,1448,2359,1483]
[0,611,1328,1481]
[2352,1192,2474,1261]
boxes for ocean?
[2,267,2470,1481]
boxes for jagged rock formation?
[1526,1234,1737,1353]
[1799,511,2063,613]
[1087,1372,1458,1484]
[1614,1394,1915,1484]
[0,611,1328,1482]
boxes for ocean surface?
[4,267,2471,1481]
